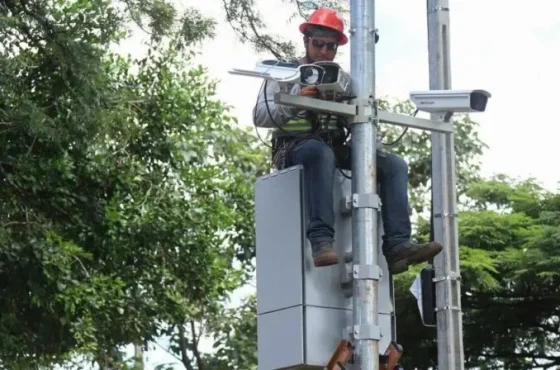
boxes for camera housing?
[300,61,352,95]
[229,59,301,84]
[409,89,492,113]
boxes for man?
[252,7,443,275]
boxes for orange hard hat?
[299,8,348,46]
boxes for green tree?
[0,0,267,368]
[394,177,560,369]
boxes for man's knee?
[294,139,335,166]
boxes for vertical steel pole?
[350,0,379,369]
[426,1,465,369]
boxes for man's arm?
[253,79,302,129]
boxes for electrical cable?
[256,61,329,169]
[381,109,418,146]
[252,81,273,149]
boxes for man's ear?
[303,36,309,46]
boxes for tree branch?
[178,324,194,370]
[221,0,295,60]
[190,320,204,370]
[153,340,184,365]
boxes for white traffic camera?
[229,60,352,95]
[409,89,492,113]
[229,60,301,84]
[299,61,351,95]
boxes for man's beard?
[305,49,328,63]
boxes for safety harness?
[269,59,351,170]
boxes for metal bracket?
[434,210,458,218]
[433,273,461,283]
[341,263,353,285]
[351,97,374,123]
[341,193,381,214]
[435,305,462,313]
[352,193,381,209]
[340,196,353,215]
[349,325,381,340]
[274,92,357,117]
[428,6,450,13]
[273,93,455,133]
[353,264,381,281]
[378,110,454,134]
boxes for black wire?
[381,109,418,146]
[251,78,313,149]
[252,83,273,149]
[263,79,308,138]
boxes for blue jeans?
[280,138,411,255]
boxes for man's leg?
[377,152,443,274]
[288,138,339,267]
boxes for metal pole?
[426,1,465,369]
[350,0,379,369]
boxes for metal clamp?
[340,263,353,285]
[352,97,374,123]
[433,273,461,283]
[352,264,381,281]
[352,193,381,209]
[350,325,381,340]
[435,305,462,313]
[428,6,449,13]
[340,196,353,215]
[434,211,458,218]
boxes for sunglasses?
[310,39,338,51]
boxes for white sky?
[111,0,560,368]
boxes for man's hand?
[299,85,318,98]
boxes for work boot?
[385,241,443,275]
[311,242,339,267]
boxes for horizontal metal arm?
[378,111,453,133]
[274,93,454,133]
[274,92,357,117]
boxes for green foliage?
[0,0,267,368]
[395,177,560,369]
[1,1,557,370]
[204,295,257,370]
[124,0,216,50]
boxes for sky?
[110,0,560,368]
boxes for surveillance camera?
[409,89,492,113]
[229,59,352,95]
[300,61,351,95]
[229,59,301,84]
